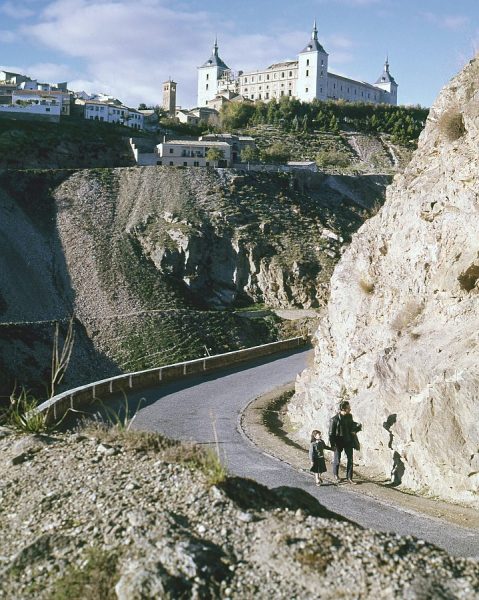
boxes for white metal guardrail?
[37,336,311,423]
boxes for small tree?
[240,145,259,163]
[206,147,224,167]
[261,142,290,164]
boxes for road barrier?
[37,336,311,423]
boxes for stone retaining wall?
[37,336,310,423]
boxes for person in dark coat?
[309,429,331,485]
[328,400,362,484]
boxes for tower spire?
[214,36,218,56]
[312,19,318,40]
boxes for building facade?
[198,22,397,107]
[80,99,144,129]
[156,140,231,167]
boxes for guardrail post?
[129,375,133,389]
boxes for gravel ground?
[0,426,478,599]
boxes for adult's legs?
[345,446,354,480]
[333,446,343,478]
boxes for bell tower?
[162,79,177,117]
[197,38,230,107]
[297,20,329,102]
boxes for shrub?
[315,150,350,168]
[438,110,466,141]
[358,278,375,294]
[390,301,424,333]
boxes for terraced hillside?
[247,125,413,174]
[0,166,388,399]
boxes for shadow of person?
[389,451,406,486]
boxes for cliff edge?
[289,57,479,507]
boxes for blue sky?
[0,0,477,108]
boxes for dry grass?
[358,277,375,295]
[390,301,424,333]
[161,442,227,486]
[438,110,466,142]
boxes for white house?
[156,140,231,167]
[13,89,71,115]
[198,22,398,107]
[82,100,144,129]
[0,90,62,122]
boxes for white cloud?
[422,12,468,31]
[21,0,321,107]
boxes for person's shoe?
[347,478,357,485]
[333,476,341,484]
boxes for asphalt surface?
[126,348,479,558]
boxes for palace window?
[169,161,174,166]
[267,74,270,80]
[265,92,269,99]
[206,74,209,80]
[183,162,188,166]
[305,87,309,93]
[288,90,292,96]
[169,148,174,154]
[206,84,209,90]
[306,59,310,66]
[281,72,285,78]
[306,70,309,77]
[289,71,292,77]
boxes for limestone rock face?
[289,57,479,507]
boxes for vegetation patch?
[438,110,466,142]
[51,547,121,600]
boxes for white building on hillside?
[157,140,231,167]
[80,99,144,129]
[198,22,398,107]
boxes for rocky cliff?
[288,57,479,507]
[0,166,388,398]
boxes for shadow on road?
[219,476,354,524]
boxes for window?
[306,70,309,77]
[183,162,188,166]
[267,74,270,80]
[244,77,248,83]
[206,84,209,90]
[194,161,199,167]
[258,93,262,99]
[265,92,269,99]
[288,90,292,96]
[289,71,292,77]
[169,148,174,154]
[281,72,285,78]
[280,90,284,96]
[320,71,323,77]
[157,160,162,165]
[169,161,174,166]
[46,107,50,112]
[206,74,209,80]
[306,59,310,66]
[259,75,261,81]
[321,59,324,66]
[305,87,309,93]
[206,162,209,166]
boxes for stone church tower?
[197,38,230,108]
[374,58,398,104]
[162,79,177,117]
[297,21,329,102]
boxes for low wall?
[37,336,310,423]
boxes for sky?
[0,0,478,109]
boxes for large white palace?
[197,21,398,108]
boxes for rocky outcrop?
[0,166,388,397]
[1,428,477,599]
[288,57,479,507]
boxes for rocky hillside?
[0,166,388,398]
[1,426,477,599]
[0,119,136,169]
[288,57,479,507]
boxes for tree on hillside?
[206,147,224,167]
[219,102,255,130]
[241,145,259,163]
[261,142,290,164]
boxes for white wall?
[197,66,219,107]
[297,50,328,102]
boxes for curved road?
[124,348,479,558]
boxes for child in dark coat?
[309,429,331,485]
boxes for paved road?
[127,349,479,558]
